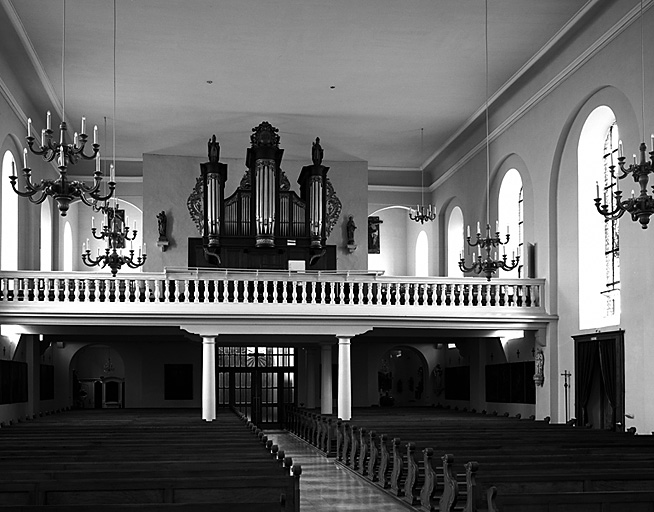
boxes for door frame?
[573,330,625,432]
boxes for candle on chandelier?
[46,111,51,130]
[143,243,147,255]
[110,164,115,182]
[633,154,637,165]
[27,118,32,138]
[495,220,499,233]
[86,238,90,251]
[22,148,27,169]
[477,221,481,234]
[91,217,95,229]
[467,225,470,238]
[93,125,98,145]
[81,116,86,135]
[41,129,46,147]
[74,132,79,148]
[95,153,101,173]
[618,140,624,158]
[596,181,600,199]
[11,160,16,178]
[133,220,137,231]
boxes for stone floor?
[264,430,412,512]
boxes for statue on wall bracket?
[156,211,169,252]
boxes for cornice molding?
[368,184,422,194]
[0,73,27,124]
[1,0,63,118]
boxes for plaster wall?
[423,1,654,430]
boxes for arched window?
[447,206,464,277]
[40,200,52,271]
[1,150,18,270]
[63,221,73,272]
[498,169,523,277]
[415,230,428,276]
[578,106,620,329]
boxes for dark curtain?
[577,341,598,425]
[598,339,616,409]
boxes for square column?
[321,344,333,415]
[337,337,352,420]
[202,336,216,422]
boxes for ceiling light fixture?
[10,0,115,217]
[595,0,654,228]
[409,128,436,224]
[81,0,145,277]
[459,0,519,280]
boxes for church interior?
[2,0,654,510]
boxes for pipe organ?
[194,121,336,270]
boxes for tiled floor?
[264,430,412,512]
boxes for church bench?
[0,504,282,512]
[0,473,300,509]
[488,489,654,512]
[464,460,654,512]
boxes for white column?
[337,336,352,420]
[321,344,333,415]
[202,336,217,422]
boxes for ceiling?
[2,0,595,179]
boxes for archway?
[377,346,428,407]
[70,345,125,409]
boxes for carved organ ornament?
[198,122,336,265]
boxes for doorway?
[573,330,625,431]
[217,346,296,426]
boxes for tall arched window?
[498,169,523,277]
[63,221,73,272]
[40,200,52,271]
[447,206,464,277]
[1,150,19,270]
[578,106,620,329]
[415,230,428,276]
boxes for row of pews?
[0,408,300,511]
[286,406,654,511]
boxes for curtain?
[576,341,598,425]
[598,339,616,409]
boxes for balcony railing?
[0,269,544,311]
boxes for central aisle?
[264,430,412,512]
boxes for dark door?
[217,346,296,427]
[94,381,103,409]
[573,330,625,431]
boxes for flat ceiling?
[3,0,592,176]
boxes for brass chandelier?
[409,129,436,224]
[459,0,519,281]
[9,0,115,216]
[81,0,145,277]
[595,0,654,229]
[82,201,146,277]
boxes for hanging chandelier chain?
[485,0,490,224]
[61,0,65,122]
